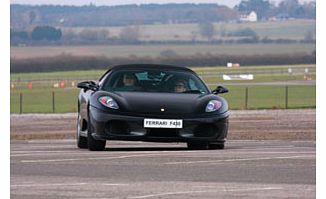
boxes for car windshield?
[101,69,209,94]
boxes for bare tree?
[190,31,198,42]
[198,22,216,41]
[304,30,315,42]
[119,26,140,43]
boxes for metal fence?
[11,85,316,114]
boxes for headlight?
[205,100,222,112]
[98,96,119,109]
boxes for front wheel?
[87,119,106,151]
[77,114,88,149]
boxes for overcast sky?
[9,0,315,7]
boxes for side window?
[98,72,110,87]
[101,72,120,91]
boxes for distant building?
[239,11,258,22]
[276,13,290,20]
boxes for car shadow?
[104,147,188,151]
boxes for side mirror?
[77,81,98,91]
[212,85,228,95]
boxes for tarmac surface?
[11,139,315,199]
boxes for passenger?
[174,80,187,93]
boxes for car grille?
[146,129,178,137]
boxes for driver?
[119,73,142,91]
[123,73,137,87]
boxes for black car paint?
[90,91,228,116]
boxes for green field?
[64,19,315,41]
[223,85,315,109]
[11,89,80,113]
[10,43,316,59]
[10,64,316,113]
[10,85,315,113]
[10,64,316,82]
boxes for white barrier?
[223,74,254,80]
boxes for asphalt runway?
[11,139,315,199]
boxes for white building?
[239,11,258,22]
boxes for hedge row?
[11,53,316,73]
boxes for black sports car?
[77,64,229,151]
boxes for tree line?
[11,0,315,29]
[11,25,141,45]
[10,24,315,46]
[11,26,62,44]
[11,52,316,73]
[236,0,315,20]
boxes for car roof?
[99,64,195,81]
[108,64,193,72]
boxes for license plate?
[144,119,183,129]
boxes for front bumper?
[89,106,229,143]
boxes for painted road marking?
[128,187,283,199]
[11,145,74,150]
[14,150,208,160]
[11,183,88,187]
[20,154,169,163]
[11,150,315,158]
[11,145,315,154]
[11,183,128,187]
[165,155,315,165]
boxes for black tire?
[208,142,225,150]
[187,141,209,150]
[77,114,88,149]
[87,115,106,151]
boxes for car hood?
[114,92,203,114]
[91,91,227,116]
